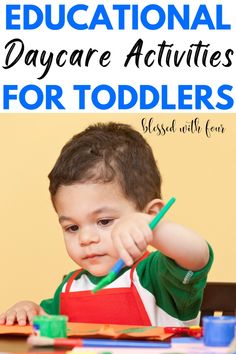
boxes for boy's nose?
[79,228,100,246]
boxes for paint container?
[32,315,68,338]
[203,316,236,347]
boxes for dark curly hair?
[48,122,162,210]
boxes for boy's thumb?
[39,307,48,316]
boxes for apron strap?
[65,269,83,293]
[130,251,150,281]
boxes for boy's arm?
[112,213,209,270]
[151,220,210,271]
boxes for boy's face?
[54,181,138,276]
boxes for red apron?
[60,252,151,325]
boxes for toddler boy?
[0,122,213,326]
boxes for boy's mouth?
[83,253,105,260]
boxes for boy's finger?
[132,227,149,250]
[117,238,134,266]
[0,313,6,324]
[5,311,17,325]
[39,307,47,316]
[113,232,134,266]
[16,309,27,326]
[27,308,38,325]
[119,248,133,266]
[122,234,143,261]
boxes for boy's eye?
[66,225,79,232]
[98,219,113,227]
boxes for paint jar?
[203,316,236,347]
[32,315,68,338]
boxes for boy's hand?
[112,212,153,266]
[0,301,46,326]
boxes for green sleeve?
[137,243,214,321]
[40,271,75,315]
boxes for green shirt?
[41,244,213,326]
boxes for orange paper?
[0,322,172,341]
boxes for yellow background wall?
[0,114,235,313]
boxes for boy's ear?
[144,199,164,216]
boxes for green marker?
[92,197,176,293]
